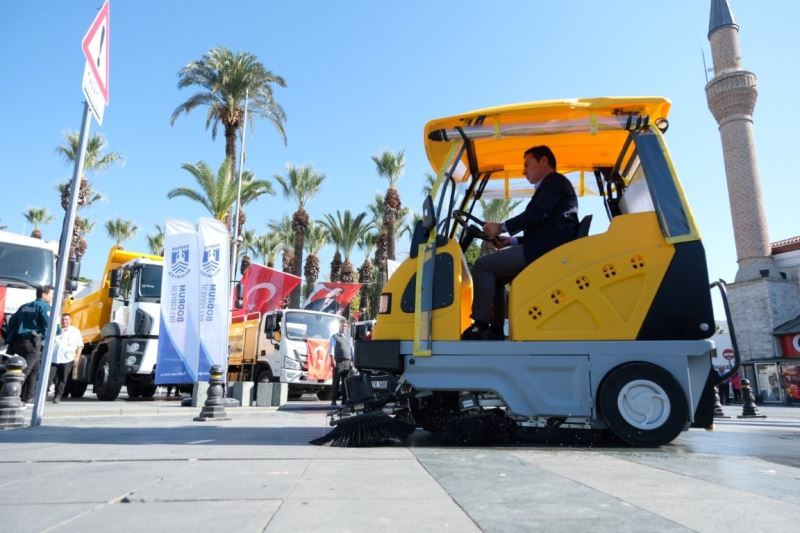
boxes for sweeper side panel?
[382,339,712,423]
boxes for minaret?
[705,0,774,282]
[705,0,800,363]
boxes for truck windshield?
[137,264,162,300]
[0,242,54,288]
[284,312,339,341]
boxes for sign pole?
[31,102,92,427]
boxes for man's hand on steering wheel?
[483,222,502,237]
[452,210,489,239]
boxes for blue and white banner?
[156,219,200,384]
[196,218,230,380]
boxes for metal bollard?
[193,365,230,422]
[0,356,27,429]
[737,379,767,419]
[712,385,730,418]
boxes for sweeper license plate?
[371,380,388,389]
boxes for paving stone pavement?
[0,400,798,532]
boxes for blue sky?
[1,0,798,308]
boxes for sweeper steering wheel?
[452,209,489,239]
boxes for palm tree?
[303,222,329,298]
[250,233,282,267]
[357,232,377,319]
[371,148,406,263]
[55,131,122,260]
[237,229,257,275]
[267,216,295,273]
[274,164,326,307]
[421,171,436,197]
[77,217,95,236]
[105,218,137,247]
[479,199,522,256]
[171,46,287,180]
[22,207,55,239]
[147,224,165,256]
[322,210,372,283]
[167,159,273,230]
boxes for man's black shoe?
[462,322,495,340]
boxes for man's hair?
[61,313,71,319]
[37,285,54,299]
[524,145,557,170]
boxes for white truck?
[64,248,164,400]
[0,230,59,361]
[228,309,340,400]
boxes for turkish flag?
[306,339,332,380]
[233,263,302,318]
[302,281,362,315]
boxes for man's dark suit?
[471,171,578,327]
[504,171,579,262]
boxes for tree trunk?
[329,251,342,282]
[358,259,373,319]
[385,217,396,261]
[224,124,238,180]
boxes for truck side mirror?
[235,282,244,310]
[66,258,81,294]
[108,269,121,298]
[264,315,276,339]
[67,258,81,281]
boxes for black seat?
[575,214,593,239]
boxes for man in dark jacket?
[463,146,578,340]
[5,285,53,404]
[328,319,353,406]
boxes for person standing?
[731,372,742,403]
[5,285,53,406]
[463,146,579,340]
[50,313,83,403]
[328,319,353,406]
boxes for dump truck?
[325,97,737,447]
[228,308,340,400]
[64,247,163,400]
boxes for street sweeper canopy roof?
[423,96,672,199]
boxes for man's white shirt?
[54,326,83,364]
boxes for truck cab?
[228,308,341,400]
[0,230,58,362]
[66,248,164,400]
[105,258,162,385]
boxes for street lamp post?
[230,89,249,284]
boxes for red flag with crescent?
[306,339,332,380]
[301,281,362,315]
[233,263,302,318]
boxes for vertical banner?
[156,219,200,384]
[197,218,230,380]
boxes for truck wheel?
[598,363,688,447]
[140,385,157,398]
[127,382,142,399]
[69,382,88,399]
[255,368,274,383]
[316,388,333,401]
[94,353,122,401]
